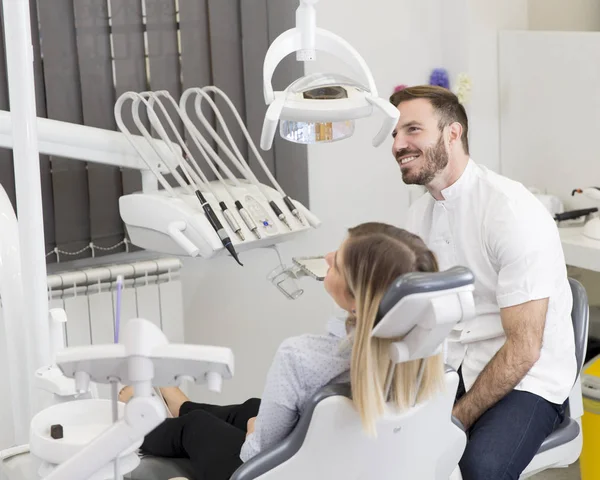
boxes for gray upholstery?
[569,278,589,375]
[126,456,194,480]
[535,278,588,455]
[377,266,474,324]
[535,418,581,455]
[230,384,351,480]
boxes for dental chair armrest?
[445,365,466,432]
[451,415,466,433]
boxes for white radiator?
[46,257,185,399]
[0,257,185,449]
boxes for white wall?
[440,0,528,173]
[181,0,443,405]
[529,0,600,31]
[498,31,600,207]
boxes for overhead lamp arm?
[296,0,319,61]
[263,28,379,105]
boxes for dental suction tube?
[115,92,243,266]
[144,92,246,244]
[136,93,244,267]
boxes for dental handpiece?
[283,196,304,225]
[235,200,261,239]
[268,201,292,231]
[219,201,244,241]
[195,191,243,266]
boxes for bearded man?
[390,86,576,480]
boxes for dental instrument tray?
[55,343,234,387]
[120,181,320,259]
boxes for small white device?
[571,188,600,241]
[267,255,328,300]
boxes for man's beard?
[399,135,449,186]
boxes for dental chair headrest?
[372,266,475,362]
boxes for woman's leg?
[179,398,261,431]
[119,386,260,428]
[141,409,246,480]
[159,386,192,417]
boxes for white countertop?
[559,225,600,272]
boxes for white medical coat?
[406,159,576,404]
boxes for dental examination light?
[260,0,399,150]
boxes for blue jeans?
[456,372,566,480]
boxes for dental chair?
[519,277,588,478]
[128,266,476,480]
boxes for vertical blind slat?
[145,0,182,140]
[110,0,146,195]
[178,0,216,181]
[207,0,248,176]
[38,0,91,260]
[74,0,124,255]
[144,0,182,191]
[240,0,276,185]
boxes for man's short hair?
[389,86,469,155]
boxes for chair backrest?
[231,371,466,480]
[232,267,476,480]
[569,277,589,376]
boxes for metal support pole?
[2,0,51,431]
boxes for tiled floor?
[530,461,581,480]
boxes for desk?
[560,226,600,272]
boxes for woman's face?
[324,240,356,313]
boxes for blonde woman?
[121,222,445,480]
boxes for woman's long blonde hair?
[342,223,444,435]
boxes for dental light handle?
[261,98,285,150]
[367,96,401,147]
[167,221,200,257]
[42,396,165,480]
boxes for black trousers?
[141,398,261,480]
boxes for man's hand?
[452,298,548,430]
[246,417,257,438]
